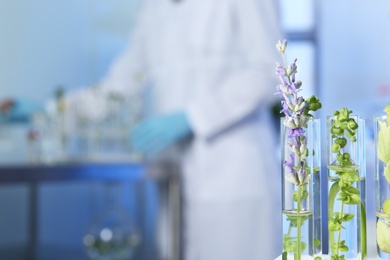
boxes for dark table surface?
[0,162,146,183]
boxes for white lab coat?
[67,0,283,259]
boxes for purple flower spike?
[275,84,288,96]
[297,161,310,186]
[283,154,300,186]
[275,39,321,187]
[285,170,300,186]
[280,101,289,116]
[289,127,305,138]
[276,63,285,76]
[284,154,295,167]
[286,59,297,77]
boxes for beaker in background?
[83,181,141,260]
[27,112,65,164]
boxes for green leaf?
[384,103,390,125]
[340,108,349,119]
[385,164,390,184]
[330,240,349,255]
[383,199,390,215]
[293,191,299,202]
[282,251,287,260]
[339,241,349,252]
[314,238,321,247]
[328,222,341,231]
[329,217,343,231]
[302,189,309,200]
[378,120,390,163]
[335,137,347,148]
[339,170,359,183]
[332,143,341,153]
[283,238,307,253]
[332,212,341,219]
[286,215,309,227]
[342,186,360,194]
[283,235,296,252]
[300,241,307,252]
[377,219,390,253]
[338,180,350,189]
[337,192,360,205]
[340,213,355,222]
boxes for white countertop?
[275,255,376,260]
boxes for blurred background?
[0,0,389,259]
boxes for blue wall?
[0,0,141,101]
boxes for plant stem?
[328,181,340,256]
[296,186,302,260]
[336,202,345,256]
[361,202,367,259]
[282,54,292,85]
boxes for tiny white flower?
[276,39,287,54]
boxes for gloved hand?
[131,111,193,155]
[0,99,43,123]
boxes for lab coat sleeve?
[186,0,283,139]
[47,3,151,131]
[98,6,150,98]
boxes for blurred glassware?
[54,86,68,159]
[27,111,65,164]
[98,92,133,157]
[83,181,141,260]
[73,89,143,162]
[0,121,14,153]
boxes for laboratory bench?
[0,160,182,260]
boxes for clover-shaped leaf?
[378,120,390,164]
[377,220,390,253]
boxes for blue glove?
[131,111,192,155]
[0,99,43,123]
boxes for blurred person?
[1,0,283,259]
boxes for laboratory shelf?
[0,162,146,184]
[0,161,181,260]
[0,246,87,260]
